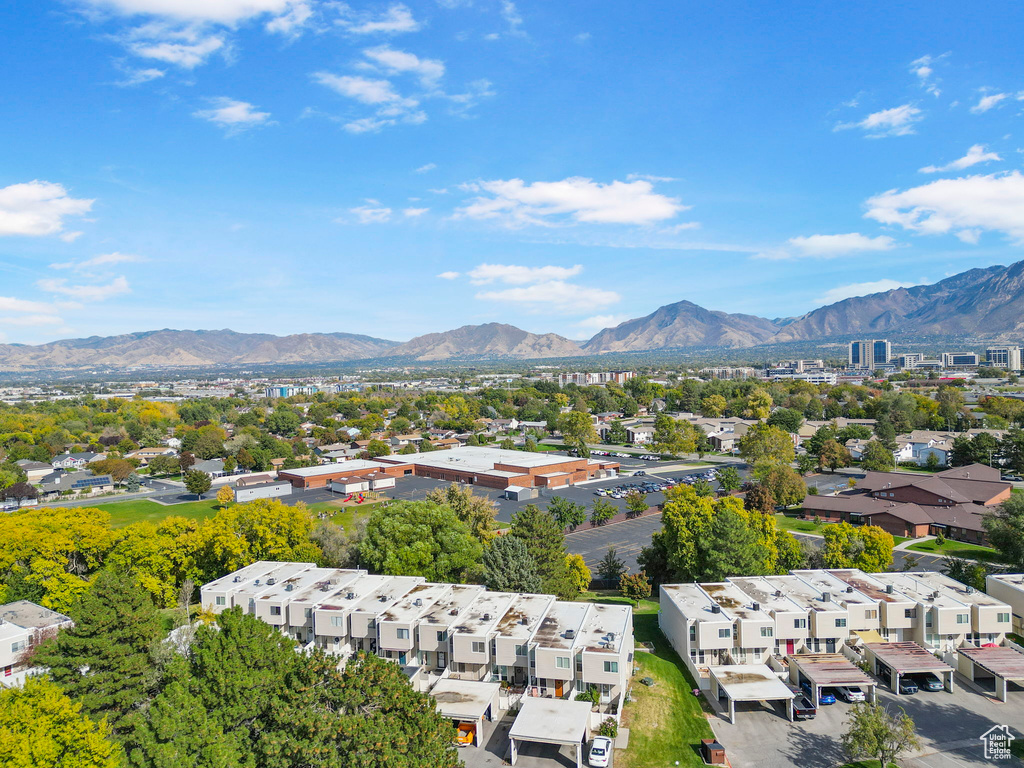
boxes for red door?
[786,640,795,656]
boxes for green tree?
[715,466,742,493]
[767,407,804,434]
[821,522,894,571]
[700,394,727,417]
[509,506,574,598]
[983,493,1024,570]
[606,419,628,444]
[760,465,806,507]
[743,483,776,514]
[564,554,591,597]
[546,495,588,531]
[0,677,120,768]
[366,438,391,457]
[651,414,697,455]
[596,548,627,582]
[33,570,162,733]
[941,556,991,592]
[860,439,896,471]
[425,483,499,543]
[738,423,795,468]
[481,536,541,593]
[590,498,617,526]
[702,505,763,581]
[359,501,482,582]
[619,571,652,606]
[691,478,714,497]
[625,490,648,519]
[558,411,598,456]
[841,702,920,768]
[818,439,851,472]
[183,469,212,499]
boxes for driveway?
[461,713,585,768]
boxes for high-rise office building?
[985,347,1022,371]
[849,340,890,368]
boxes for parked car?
[792,694,817,720]
[588,736,613,767]
[835,686,866,702]
[897,678,919,695]
[910,673,943,692]
[801,682,835,704]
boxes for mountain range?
[4,260,1024,370]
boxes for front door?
[555,680,564,698]
[786,640,795,656]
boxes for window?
[793,618,807,629]
[397,629,409,640]
[760,626,773,638]
[215,596,226,606]
[718,628,731,638]
[835,618,847,628]
[515,644,527,657]
[472,641,485,654]
[997,612,1010,623]
[555,656,571,669]
[331,616,344,627]
[865,610,877,620]
[270,606,282,616]
[603,661,618,673]
[904,608,916,619]
[437,630,447,642]
[304,608,312,618]
[956,614,969,625]
[689,625,696,642]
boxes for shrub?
[597,717,618,738]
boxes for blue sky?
[2,1,1024,345]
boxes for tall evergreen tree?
[33,569,162,733]
[702,506,762,581]
[481,536,542,593]
[509,505,574,598]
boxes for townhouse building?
[0,600,74,687]
[660,569,1013,684]
[200,562,633,709]
[985,574,1024,636]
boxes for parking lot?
[710,672,1022,768]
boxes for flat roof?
[865,642,954,673]
[383,446,582,474]
[729,577,806,615]
[380,583,453,624]
[904,571,1008,608]
[794,570,879,607]
[494,593,555,641]
[709,665,796,702]
[532,600,590,649]
[509,698,592,746]
[278,460,397,478]
[701,582,773,621]
[578,603,632,654]
[430,679,501,721]
[662,583,728,621]
[452,591,518,637]
[869,573,967,609]
[351,575,423,615]
[825,569,912,604]
[0,600,72,630]
[257,566,342,603]
[317,574,393,611]
[760,575,839,613]
[989,574,1024,591]
[790,653,875,687]
[958,646,1024,681]
[202,560,297,592]
[420,584,486,627]
[288,570,364,606]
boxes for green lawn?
[774,514,908,544]
[583,592,712,768]
[59,498,224,527]
[906,538,1003,562]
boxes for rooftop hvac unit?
[346,592,356,600]
[711,605,722,614]
[774,590,783,598]
[450,608,458,615]
[821,592,831,603]
[966,586,975,594]
[932,591,941,599]
[267,578,277,586]
[521,616,529,625]
[482,613,491,621]
[608,632,616,641]
[320,584,331,592]
[751,602,760,612]
[885,584,894,594]
[379,595,389,602]
[565,629,575,639]
[285,584,294,592]
[846,586,854,593]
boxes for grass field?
[775,514,909,544]
[906,538,1002,562]
[583,591,713,768]
[74,498,223,527]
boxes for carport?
[863,642,954,694]
[429,678,501,747]
[957,646,1024,702]
[709,664,795,724]
[788,653,877,706]
[508,698,591,767]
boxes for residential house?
[0,601,74,687]
[14,460,53,483]
[50,452,105,470]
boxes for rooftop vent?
[320,584,331,592]
[565,629,575,639]
[821,592,831,603]
[711,605,722,614]
[774,590,783,598]
[232,576,241,583]
[482,613,491,621]
[285,584,294,592]
[254,579,261,586]
[751,602,760,612]
[413,598,423,607]
[267,578,277,586]
[379,595,389,603]
[449,608,459,615]
[885,584,894,594]
[846,586,854,593]
[521,616,529,625]
[346,592,356,600]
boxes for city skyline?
[3,1,1024,345]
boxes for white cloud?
[865,171,1024,242]
[970,92,1010,114]
[467,263,584,285]
[814,279,920,306]
[415,163,437,173]
[476,281,620,314]
[455,176,687,226]
[0,314,66,327]
[79,0,306,24]
[574,32,591,43]
[437,271,460,280]
[116,67,166,86]
[313,73,401,104]
[50,252,148,271]
[193,97,272,132]
[0,181,94,238]
[767,233,898,260]
[338,3,420,34]
[836,104,923,137]
[659,222,701,234]
[265,1,311,35]
[920,144,1002,173]
[0,296,58,314]
[575,314,629,334]
[362,46,444,86]
[37,276,131,302]
[627,173,678,183]
[59,231,85,243]
[910,54,945,96]
[402,207,428,217]
[500,0,524,36]
[348,204,392,223]
[129,33,226,68]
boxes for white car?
[835,685,866,702]
[589,736,613,767]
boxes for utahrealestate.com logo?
[980,725,1016,761]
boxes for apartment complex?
[0,600,74,687]
[557,371,634,387]
[985,574,1024,636]
[660,569,1013,683]
[200,562,633,708]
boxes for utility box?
[700,739,727,765]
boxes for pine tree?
[481,536,542,593]
[509,505,574,598]
[33,570,162,733]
